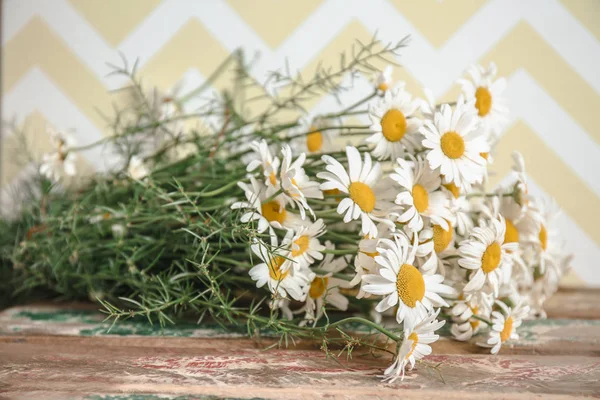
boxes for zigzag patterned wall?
[2,0,599,285]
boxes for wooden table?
[1,289,599,399]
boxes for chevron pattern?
[2,0,599,285]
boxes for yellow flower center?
[377,82,389,92]
[500,316,513,342]
[475,87,492,117]
[481,242,502,273]
[440,131,465,159]
[261,201,287,224]
[268,256,289,281]
[469,305,480,330]
[307,127,324,153]
[324,188,342,203]
[380,109,407,142]
[505,219,519,244]
[412,184,429,213]
[269,172,277,186]
[539,225,548,251]
[480,152,489,160]
[443,182,460,198]
[361,250,379,258]
[433,222,453,253]
[348,182,376,213]
[309,276,329,299]
[396,264,425,308]
[292,235,310,257]
[102,212,112,220]
[406,331,419,359]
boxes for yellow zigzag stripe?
[440,22,600,144]
[491,121,600,246]
[225,0,325,50]
[560,0,600,42]
[67,0,163,47]
[3,17,113,132]
[389,0,488,48]
[5,19,599,145]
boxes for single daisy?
[450,292,493,341]
[249,234,313,301]
[88,208,124,224]
[297,245,351,324]
[230,176,302,232]
[317,146,393,238]
[281,218,327,270]
[373,65,393,92]
[458,62,508,137]
[292,117,336,155]
[419,88,436,122]
[127,155,150,180]
[382,309,445,383]
[525,197,564,275]
[279,144,323,219]
[246,140,281,189]
[350,225,398,297]
[415,221,456,275]
[483,299,529,354]
[458,216,518,296]
[39,129,77,182]
[367,85,422,160]
[421,97,489,190]
[443,183,474,237]
[361,234,455,330]
[390,156,453,233]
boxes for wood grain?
[1,289,599,399]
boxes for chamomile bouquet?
[0,38,570,383]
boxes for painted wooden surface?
[1,289,599,399]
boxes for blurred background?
[1,0,599,286]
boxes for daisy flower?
[281,219,327,270]
[127,155,150,180]
[350,225,397,297]
[230,176,302,232]
[361,234,455,330]
[382,309,445,383]
[88,208,124,224]
[373,65,393,92]
[483,299,529,354]
[279,144,323,219]
[367,85,422,160]
[246,140,281,189]
[39,129,77,182]
[249,234,313,301]
[297,245,351,324]
[450,292,493,341]
[292,117,336,155]
[458,62,508,137]
[415,221,456,275]
[510,151,530,207]
[317,146,393,238]
[419,88,436,122]
[390,156,453,233]
[525,197,564,275]
[421,97,489,190]
[443,183,474,237]
[458,216,518,296]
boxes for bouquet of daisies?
[0,38,570,383]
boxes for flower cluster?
[31,54,570,384]
[232,63,570,382]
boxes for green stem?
[323,248,357,255]
[325,317,402,342]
